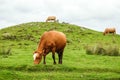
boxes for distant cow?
[46,16,56,22]
[33,30,66,64]
[103,27,116,35]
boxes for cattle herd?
[33,16,116,64]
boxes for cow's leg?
[52,47,56,64]
[52,53,56,64]
[58,50,63,64]
[43,55,46,64]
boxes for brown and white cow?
[103,27,116,35]
[46,16,56,22]
[33,30,66,64]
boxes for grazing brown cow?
[103,27,116,35]
[33,30,66,64]
[46,16,56,22]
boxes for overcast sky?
[0,0,120,34]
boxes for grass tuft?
[85,44,120,56]
[0,46,12,58]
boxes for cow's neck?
[37,41,45,52]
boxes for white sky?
[0,0,120,34]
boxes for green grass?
[0,22,120,80]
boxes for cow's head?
[33,51,42,64]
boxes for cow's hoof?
[53,62,56,64]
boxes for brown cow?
[103,27,116,35]
[33,30,66,64]
[46,16,56,22]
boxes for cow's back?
[41,31,66,51]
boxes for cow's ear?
[33,50,37,54]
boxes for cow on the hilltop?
[33,30,66,64]
[103,27,116,35]
[46,16,56,22]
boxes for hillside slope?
[0,22,120,80]
[0,22,120,49]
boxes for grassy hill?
[0,22,120,80]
